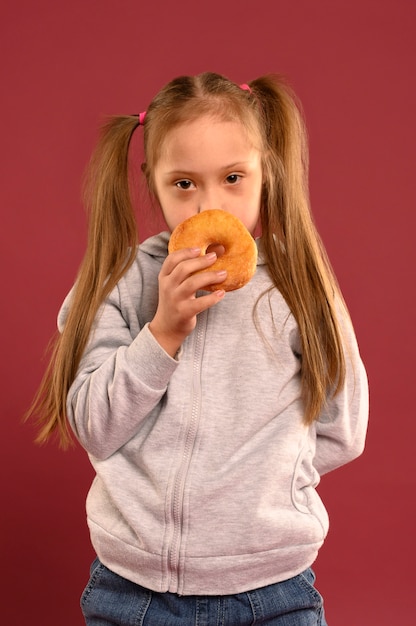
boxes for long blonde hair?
[27,71,347,447]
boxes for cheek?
[244,183,263,233]
[148,190,173,231]
[163,216,179,233]
[157,198,190,233]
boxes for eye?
[175,179,194,190]
[225,174,241,185]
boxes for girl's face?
[153,115,263,235]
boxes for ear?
[141,162,155,195]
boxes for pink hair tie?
[239,83,252,93]
[138,111,146,125]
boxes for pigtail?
[26,115,140,447]
[251,75,347,423]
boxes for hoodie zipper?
[168,310,207,592]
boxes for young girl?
[29,72,368,625]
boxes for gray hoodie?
[61,232,368,596]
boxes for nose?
[197,187,222,213]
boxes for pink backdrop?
[2,1,415,624]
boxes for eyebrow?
[164,162,253,177]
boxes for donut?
[168,209,258,292]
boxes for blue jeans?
[81,558,328,625]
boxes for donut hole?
[205,243,225,257]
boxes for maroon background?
[1,1,415,624]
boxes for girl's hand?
[149,248,226,356]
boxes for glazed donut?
[168,209,258,292]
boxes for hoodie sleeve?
[62,278,179,460]
[313,314,369,476]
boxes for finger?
[183,269,228,294]
[186,289,226,317]
[163,252,219,287]
[161,247,201,276]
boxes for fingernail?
[206,252,217,260]
[216,270,227,277]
